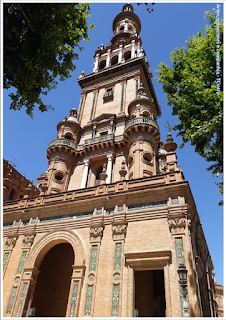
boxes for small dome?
[123,4,134,13]
[158,148,167,155]
[67,116,78,123]
[67,108,78,123]
[137,83,148,99]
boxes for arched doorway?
[31,243,74,317]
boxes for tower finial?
[163,120,174,132]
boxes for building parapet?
[3,171,185,213]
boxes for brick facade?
[3,4,223,318]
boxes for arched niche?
[25,229,85,270]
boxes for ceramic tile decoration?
[22,284,33,317]
[114,243,122,270]
[175,238,185,267]
[89,246,98,271]
[15,283,27,317]
[17,251,27,274]
[6,287,17,314]
[84,285,94,316]
[3,252,9,272]
[113,273,120,281]
[128,200,167,211]
[69,282,79,317]
[111,284,120,316]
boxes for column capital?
[107,154,114,161]
[84,159,91,166]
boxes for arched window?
[124,51,131,61]
[9,189,16,200]
[120,26,124,31]
[95,166,103,186]
[111,56,118,66]
[65,132,72,140]
[142,111,150,118]
[99,60,106,70]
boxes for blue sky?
[3,2,224,285]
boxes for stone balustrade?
[49,139,77,150]
[125,116,159,132]
[3,171,184,212]
[48,119,159,155]
[84,133,114,145]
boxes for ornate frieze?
[5,236,18,250]
[22,234,36,248]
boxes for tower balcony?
[125,116,159,132]
[84,133,114,145]
[48,138,77,150]
[124,116,160,142]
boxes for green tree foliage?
[155,11,223,203]
[4,3,93,117]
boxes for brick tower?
[3,4,221,318]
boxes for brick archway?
[25,229,85,270]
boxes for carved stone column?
[106,154,114,184]
[81,159,90,188]
[66,265,86,317]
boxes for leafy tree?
[4,3,93,117]
[155,11,223,204]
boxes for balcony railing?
[114,135,124,142]
[84,133,114,145]
[48,139,77,150]
[125,117,159,132]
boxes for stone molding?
[125,250,172,269]
[24,229,85,269]
[5,235,18,250]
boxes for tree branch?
[18,4,35,33]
